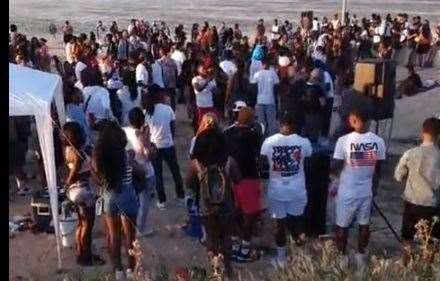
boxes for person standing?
[224,107,263,262]
[62,21,74,44]
[91,121,138,280]
[303,68,326,143]
[252,57,279,136]
[260,114,312,268]
[144,89,185,209]
[394,118,440,262]
[117,70,141,127]
[331,110,386,268]
[117,30,130,64]
[186,113,241,276]
[62,122,104,266]
[158,45,179,111]
[123,108,157,237]
[192,62,217,127]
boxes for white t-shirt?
[171,50,186,76]
[136,63,149,86]
[261,133,312,202]
[74,61,87,89]
[333,131,386,200]
[219,60,238,79]
[192,76,216,108]
[82,86,114,122]
[312,19,320,31]
[123,126,155,178]
[145,103,175,148]
[253,68,280,105]
[117,86,141,127]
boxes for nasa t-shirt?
[261,133,312,202]
[333,131,386,200]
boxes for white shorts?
[336,196,372,228]
[269,197,307,219]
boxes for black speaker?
[355,59,396,120]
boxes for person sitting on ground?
[397,64,423,98]
[394,117,440,263]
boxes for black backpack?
[196,161,227,214]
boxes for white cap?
[233,100,247,112]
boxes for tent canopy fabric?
[9,63,65,120]
[9,63,65,269]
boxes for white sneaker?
[115,270,124,280]
[126,269,134,280]
[156,201,166,210]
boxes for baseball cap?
[233,100,247,112]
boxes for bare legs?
[103,214,137,271]
[335,224,370,254]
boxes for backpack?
[196,161,227,214]
[159,59,177,89]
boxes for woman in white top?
[123,108,156,237]
[117,71,141,127]
[191,63,218,127]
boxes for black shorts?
[401,201,440,241]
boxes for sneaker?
[156,201,166,210]
[115,270,124,281]
[126,269,134,280]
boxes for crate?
[30,188,66,231]
[31,191,52,230]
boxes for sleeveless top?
[66,146,91,190]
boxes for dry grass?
[55,218,440,281]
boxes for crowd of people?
[8,11,440,280]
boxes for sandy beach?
[8,1,440,280]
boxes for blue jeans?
[152,146,185,203]
[101,184,138,217]
[136,176,155,235]
[255,104,278,136]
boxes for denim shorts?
[101,184,139,218]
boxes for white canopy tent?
[9,63,66,269]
